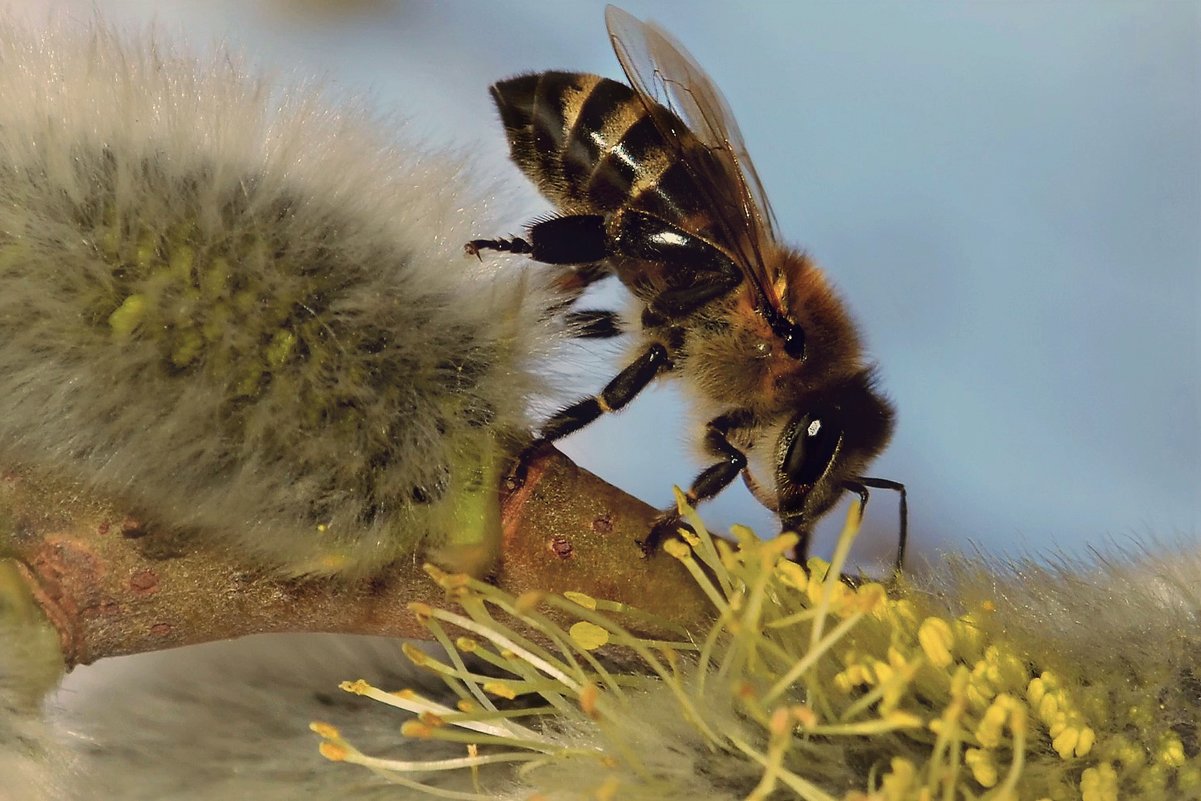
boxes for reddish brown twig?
[1,447,709,669]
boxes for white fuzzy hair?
[0,15,564,580]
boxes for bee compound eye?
[782,415,843,487]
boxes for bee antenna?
[854,476,908,573]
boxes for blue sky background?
[10,0,1200,573]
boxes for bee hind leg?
[467,215,608,264]
[464,236,533,259]
[468,217,615,310]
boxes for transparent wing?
[605,5,783,313]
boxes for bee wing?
[605,5,784,313]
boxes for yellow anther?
[975,694,1012,748]
[570,621,610,651]
[918,616,955,668]
[965,747,999,788]
[1080,762,1118,801]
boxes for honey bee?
[469,6,907,567]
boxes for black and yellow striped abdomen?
[491,71,708,229]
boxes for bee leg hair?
[563,309,624,339]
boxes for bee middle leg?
[507,340,672,488]
[541,342,671,440]
[642,411,753,555]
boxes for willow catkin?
[0,18,565,579]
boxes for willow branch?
[0,447,710,670]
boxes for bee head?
[773,369,895,536]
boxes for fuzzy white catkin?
[0,15,565,581]
[0,14,564,801]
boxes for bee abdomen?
[492,72,688,216]
[492,71,584,201]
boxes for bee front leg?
[642,411,753,555]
